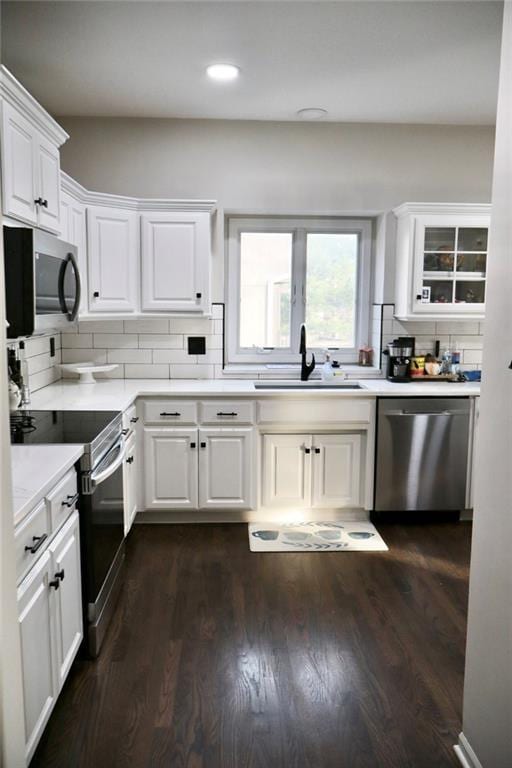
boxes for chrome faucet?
[299,324,315,381]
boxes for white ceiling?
[1,1,503,125]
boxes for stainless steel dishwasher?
[374,398,471,512]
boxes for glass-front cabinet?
[393,203,491,320]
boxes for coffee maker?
[384,337,415,382]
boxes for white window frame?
[226,216,372,365]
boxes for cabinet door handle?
[126,456,134,464]
[314,447,321,454]
[160,412,180,417]
[217,411,237,417]
[34,197,44,206]
[200,442,207,448]
[62,492,79,508]
[49,579,60,590]
[196,292,202,299]
[93,291,100,298]
[130,416,139,423]
[42,199,48,208]
[304,447,311,454]
[24,534,48,554]
[55,569,65,581]
[190,442,196,449]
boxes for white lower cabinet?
[123,431,138,534]
[198,428,254,510]
[143,427,254,511]
[311,434,361,509]
[144,428,198,510]
[17,510,82,763]
[262,433,362,510]
[49,513,83,690]
[262,434,312,509]
[17,550,56,763]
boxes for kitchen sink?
[254,381,364,390]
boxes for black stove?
[10,409,120,446]
[10,409,122,472]
[10,408,126,657]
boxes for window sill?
[221,364,384,379]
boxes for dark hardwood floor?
[31,522,471,768]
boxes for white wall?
[457,3,512,767]
[60,118,495,301]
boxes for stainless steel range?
[11,409,127,656]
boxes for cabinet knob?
[196,292,202,299]
[416,294,422,301]
[130,416,139,423]
[42,199,48,208]
[200,442,207,448]
[304,447,311,454]
[93,291,100,298]
[55,569,65,581]
[190,442,196,449]
[62,492,79,508]
[34,197,44,206]
[314,447,321,454]
[49,579,60,590]
[126,456,134,464]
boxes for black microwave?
[3,226,81,338]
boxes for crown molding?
[0,65,69,147]
[393,202,491,218]
[61,171,216,213]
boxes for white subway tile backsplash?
[170,318,214,335]
[170,364,214,379]
[451,336,483,350]
[207,335,223,350]
[93,334,138,349]
[123,318,170,334]
[62,349,108,365]
[138,334,184,349]
[78,320,125,334]
[124,364,169,379]
[29,366,60,392]
[152,349,196,364]
[62,333,93,349]
[107,349,152,364]
[435,321,480,335]
[463,349,483,365]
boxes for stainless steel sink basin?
[254,382,364,390]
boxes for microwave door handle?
[90,439,126,486]
[57,258,68,314]
[67,252,81,321]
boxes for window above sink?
[226,216,372,366]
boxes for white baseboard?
[454,733,483,768]
[135,508,370,525]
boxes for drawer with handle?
[199,401,255,425]
[46,469,78,532]
[142,400,198,425]
[15,500,51,583]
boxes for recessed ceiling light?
[206,64,240,82]
[296,108,328,120]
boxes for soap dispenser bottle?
[321,351,335,382]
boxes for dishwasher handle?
[386,410,458,417]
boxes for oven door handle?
[90,438,126,487]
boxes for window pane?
[424,227,456,251]
[305,233,358,348]
[239,232,292,348]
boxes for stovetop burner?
[10,410,122,465]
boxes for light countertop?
[23,378,481,412]
[11,444,84,526]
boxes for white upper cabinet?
[141,211,211,313]
[1,67,68,234]
[394,203,491,320]
[87,205,139,313]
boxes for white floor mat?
[248,521,388,552]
